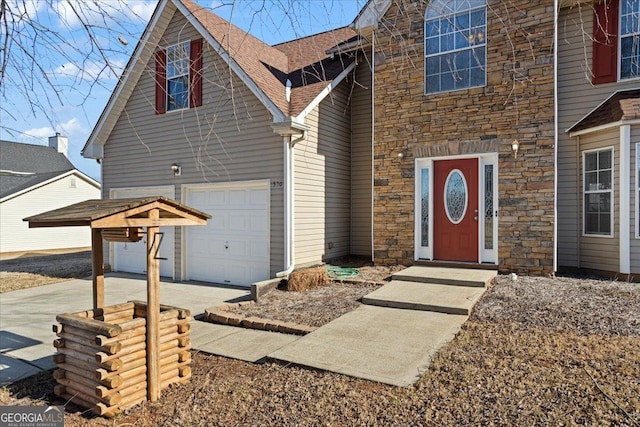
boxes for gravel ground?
[1,256,639,426]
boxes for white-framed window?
[583,148,614,236]
[620,0,640,79]
[166,41,190,111]
[424,0,486,94]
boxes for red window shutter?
[592,0,619,85]
[190,38,203,108]
[155,49,167,114]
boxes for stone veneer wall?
[372,0,556,275]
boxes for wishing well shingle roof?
[181,0,357,117]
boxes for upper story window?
[620,0,640,79]
[424,0,486,94]
[166,42,191,111]
[592,0,640,83]
[583,148,614,236]
[154,39,203,115]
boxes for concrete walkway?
[191,322,298,363]
[0,273,250,385]
[2,267,496,389]
[269,266,495,386]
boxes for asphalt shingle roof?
[181,0,357,117]
[0,140,75,199]
[568,88,640,133]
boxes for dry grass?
[2,321,638,426]
[2,257,639,426]
[286,266,330,291]
[0,251,93,293]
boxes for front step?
[392,266,496,288]
[362,281,485,315]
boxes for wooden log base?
[56,314,121,338]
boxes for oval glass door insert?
[444,169,468,224]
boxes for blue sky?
[1,0,364,181]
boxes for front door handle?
[225,241,229,250]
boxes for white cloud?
[122,0,156,22]
[52,59,125,81]
[54,0,155,29]
[5,0,43,19]
[23,118,86,142]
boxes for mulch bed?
[231,281,384,327]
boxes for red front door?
[433,158,479,262]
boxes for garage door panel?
[250,241,269,258]
[185,183,269,287]
[250,189,269,205]
[112,187,174,278]
[229,190,247,205]
[228,214,249,232]
[251,214,268,232]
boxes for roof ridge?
[272,25,352,48]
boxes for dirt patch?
[0,251,93,293]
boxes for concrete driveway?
[0,273,249,385]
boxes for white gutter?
[553,0,559,273]
[620,125,631,274]
[276,135,295,277]
[370,35,375,262]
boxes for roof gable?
[83,0,358,158]
[568,89,640,134]
[177,0,357,117]
[0,169,101,202]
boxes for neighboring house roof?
[0,139,74,174]
[568,88,640,134]
[0,140,99,201]
[83,0,358,158]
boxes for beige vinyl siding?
[294,81,351,266]
[0,174,99,253]
[557,6,639,268]
[578,129,620,272]
[350,59,373,257]
[632,129,639,274]
[102,11,284,279]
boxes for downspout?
[553,0,559,273]
[576,135,581,269]
[276,135,295,277]
[370,33,376,262]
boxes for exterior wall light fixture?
[511,140,519,159]
[170,163,182,176]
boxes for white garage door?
[111,187,175,278]
[185,181,270,287]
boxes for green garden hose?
[326,266,360,279]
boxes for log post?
[146,209,160,402]
[91,228,104,309]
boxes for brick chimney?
[48,132,68,157]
